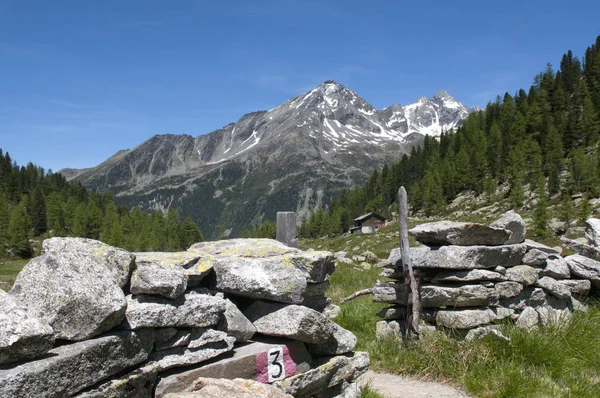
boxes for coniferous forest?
[0,152,204,258]
[293,35,600,238]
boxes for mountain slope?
[68,81,476,238]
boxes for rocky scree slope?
[66,81,476,239]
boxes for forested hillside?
[0,151,204,258]
[295,35,600,238]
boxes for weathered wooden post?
[276,212,298,248]
[398,187,420,337]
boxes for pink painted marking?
[255,345,296,384]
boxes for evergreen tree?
[182,217,204,247]
[579,194,592,225]
[558,194,575,227]
[8,202,31,257]
[532,177,550,237]
[30,188,47,235]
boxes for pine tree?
[29,188,47,235]
[182,217,204,247]
[579,194,592,225]
[8,202,32,257]
[532,176,550,237]
[558,194,575,227]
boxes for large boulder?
[0,330,154,397]
[420,284,500,308]
[130,263,188,299]
[585,218,600,247]
[307,322,357,356]
[43,237,134,288]
[244,301,335,344]
[565,254,600,286]
[217,299,256,342]
[123,290,226,329]
[435,307,514,329]
[407,244,526,269]
[490,211,526,244]
[149,329,235,371]
[0,291,55,365]
[9,251,126,341]
[133,251,213,286]
[155,339,311,396]
[162,378,294,398]
[408,221,511,246]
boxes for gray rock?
[376,306,406,320]
[130,263,188,299]
[372,281,407,304]
[155,339,311,396]
[431,269,506,283]
[494,265,507,275]
[501,287,548,310]
[134,251,213,286]
[150,329,235,371]
[274,352,369,397]
[522,249,549,266]
[435,307,514,329]
[360,250,379,263]
[515,307,539,330]
[124,291,226,329]
[154,328,178,345]
[524,239,562,255]
[75,365,158,398]
[585,218,600,247]
[156,329,192,351]
[543,256,570,279]
[334,251,348,260]
[565,226,586,239]
[323,304,341,319]
[217,299,256,342]
[9,251,126,341]
[535,276,572,299]
[307,322,357,356]
[410,244,527,269]
[465,325,510,342]
[561,237,600,261]
[421,284,499,308]
[557,279,591,298]
[409,220,511,246]
[0,330,154,397]
[505,265,539,286]
[379,268,400,279]
[43,237,134,287]
[162,378,294,398]
[494,281,523,299]
[375,320,403,340]
[0,291,55,365]
[490,211,526,244]
[565,254,600,286]
[244,301,334,344]
[536,305,572,327]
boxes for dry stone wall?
[375,211,600,338]
[0,238,368,398]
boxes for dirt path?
[358,371,471,398]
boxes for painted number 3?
[267,347,286,382]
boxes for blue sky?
[1,0,599,172]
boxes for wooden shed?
[351,212,386,234]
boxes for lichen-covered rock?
[585,218,600,247]
[409,244,527,269]
[558,279,591,298]
[0,330,154,397]
[371,281,407,304]
[75,365,158,398]
[522,249,549,266]
[465,325,509,342]
[375,320,403,340]
[217,299,256,342]
[561,237,600,261]
[431,269,506,283]
[494,281,523,299]
[505,265,539,286]
[543,256,571,279]
[535,276,571,299]
[189,238,296,258]
[536,303,572,327]
[9,251,126,341]
[524,239,562,255]
[307,322,357,356]
[421,284,499,308]
[133,250,214,284]
[162,378,294,398]
[565,254,600,286]
[274,352,369,398]
[435,307,513,330]
[501,287,548,310]
[244,301,335,344]
[123,290,226,329]
[130,263,188,299]
[490,211,526,244]
[515,307,539,330]
[409,221,511,246]
[149,329,235,371]
[0,291,55,365]
[43,237,134,287]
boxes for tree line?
[247,35,600,239]
[0,151,204,258]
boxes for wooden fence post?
[398,187,420,337]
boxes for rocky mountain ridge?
[64,81,477,238]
